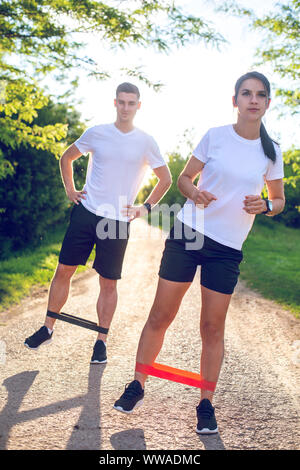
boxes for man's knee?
[54,263,78,281]
[99,275,117,295]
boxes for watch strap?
[143,202,152,213]
[262,199,271,214]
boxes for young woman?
[114,72,285,434]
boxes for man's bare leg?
[95,275,118,343]
[44,263,78,329]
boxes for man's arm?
[60,143,87,205]
[124,165,172,220]
[144,165,172,207]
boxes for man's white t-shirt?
[177,124,284,250]
[74,123,166,221]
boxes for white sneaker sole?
[24,338,53,350]
[196,426,218,435]
[113,399,144,414]
[90,359,107,364]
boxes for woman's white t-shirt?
[177,124,284,250]
[74,123,166,221]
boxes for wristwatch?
[143,202,152,213]
[262,199,273,214]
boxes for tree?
[275,147,300,228]
[0,79,68,179]
[253,0,299,113]
[137,151,188,207]
[0,1,225,180]
[217,0,300,226]
[0,1,225,79]
[244,0,300,224]
[217,0,299,113]
[0,100,87,257]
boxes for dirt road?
[0,219,299,451]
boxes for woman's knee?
[148,306,175,331]
[200,320,225,343]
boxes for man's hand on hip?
[66,188,87,205]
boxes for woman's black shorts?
[158,219,243,295]
[59,203,130,280]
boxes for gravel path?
[0,219,299,451]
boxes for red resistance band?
[136,362,216,392]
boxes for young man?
[24,82,172,363]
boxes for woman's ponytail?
[260,122,277,162]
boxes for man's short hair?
[116,82,140,100]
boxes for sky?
[55,0,299,159]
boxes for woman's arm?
[177,155,217,207]
[265,178,285,216]
[243,179,285,215]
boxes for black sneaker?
[114,380,144,414]
[90,340,107,364]
[24,326,53,350]
[196,399,218,434]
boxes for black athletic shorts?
[59,203,130,280]
[158,219,243,295]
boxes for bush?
[0,100,88,258]
[275,147,300,228]
[137,145,300,230]
[137,151,188,206]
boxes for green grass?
[0,223,94,312]
[240,217,300,318]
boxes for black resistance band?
[47,310,109,334]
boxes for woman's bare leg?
[199,285,232,403]
[134,277,192,388]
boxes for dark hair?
[234,71,278,162]
[116,82,140,100]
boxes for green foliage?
[253,0,300,114]
[0,0,225,80]
[215,1,300,228]
[0,100,87,258]
[138,142,300,231]
[217,0,300,113]
[0,79,68,179]
[275,147,300,227]
[0,1,225,181]
[137,151,188,206]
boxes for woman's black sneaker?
[24,326,53,350]
[90,340,107,364]
[114,380,144,414]
[196,399,218,434]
